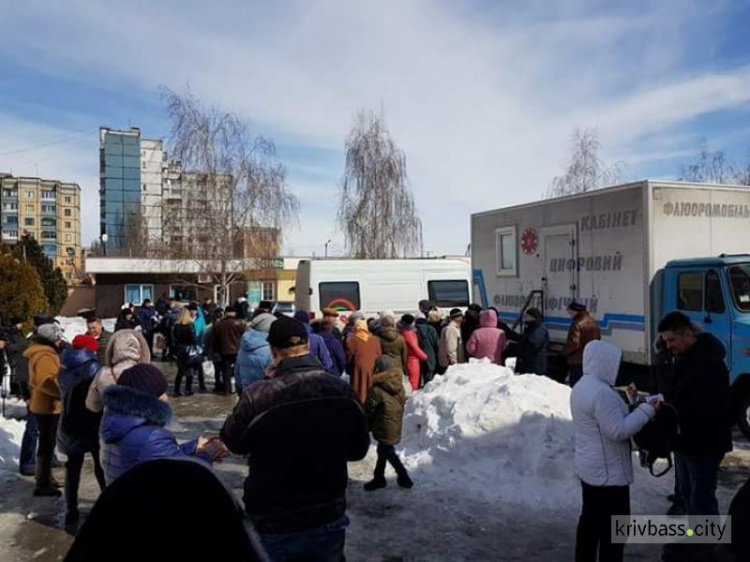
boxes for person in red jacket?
[466,309,506,365]
[399,314,428,391]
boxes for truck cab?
[662,255,750,436]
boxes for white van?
[294,258,472,318]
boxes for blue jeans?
[19,412,38,472]
[680,454,723,517]
[260,516,348,562]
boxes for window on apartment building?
[125,284,154,306]
[41,218,56,227]
[142,161,146,170]
[2,203,17,211]
[2,230,19,238]
[5,216,18,225]
[41,191,55,200]
[41,231,56,239]
[64,221,72,229]
[24,218,34,226]
[65,196,71,204]
[26,191,34,199]
[25,204,33,212]
[262,281,275,301]
[64,209,72,217]
[169,285,198,303]
[65,234,72,242]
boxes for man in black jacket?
[658,312,733,561]
[221,316,369,560]
[510,308,549,376]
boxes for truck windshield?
[729,265,750,311]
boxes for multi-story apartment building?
[100,126,282,262]
[0,173,82,280]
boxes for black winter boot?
[173,372,183,397]
[34,456,62,497]
[364,477,387,491]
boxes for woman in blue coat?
[58,334,107,527]
[234,328,272,394]
[100,364,226,485]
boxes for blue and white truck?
[471,180,750,437]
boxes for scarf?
[354,320,371,343]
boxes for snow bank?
[399,361,672,512]
[57,317,115,342]
[0,408,26,474]
[400,361,578,510]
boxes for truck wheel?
[739,396,750,440]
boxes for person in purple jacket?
[100,364,227,485]
[312,318,347,377]
[293,310,335,375]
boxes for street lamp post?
[325,239,332,259]
[101,233,109,257]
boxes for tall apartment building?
[100,125,280,260]
[0,173,82,280]
[100,127,169,253]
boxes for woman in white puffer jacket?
[570,340,657,562]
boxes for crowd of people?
[0,296,745,561]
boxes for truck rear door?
[667,267,731,358]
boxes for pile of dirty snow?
[399,361,579,510]
[0,407,26,474]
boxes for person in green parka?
[363,355,413,491]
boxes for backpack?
[632,403,680,477]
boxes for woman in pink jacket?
[466,309,506,364]
[399,315,428,391]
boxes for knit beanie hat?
[400,314,415,327]
[119,364,168,398]
[526,308,542,320]
[72,334,99,352]
[374,355,394,373]
[293,310,311,325]
[449,308,463,319]
[37,323,63,343]
[268,317,309,349]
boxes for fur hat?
[568,299,587,312]
[37,323,63,343]
[322,308,339,318]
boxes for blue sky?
[1,0,750,256]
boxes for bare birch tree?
[160,87,299,305]
[338,111,422,258]
[546,128,624,198]
[679,144,750,186]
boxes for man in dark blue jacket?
[511,308,549,376]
